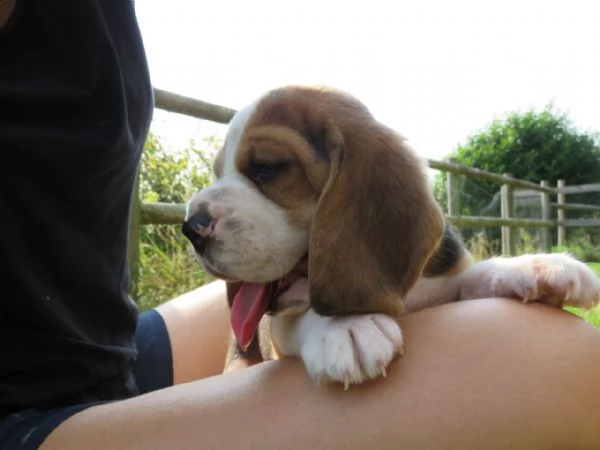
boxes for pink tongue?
[231,283,271,351]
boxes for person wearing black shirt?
[1,2,599,449]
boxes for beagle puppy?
[182,85,600,388]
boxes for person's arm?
[42,295,600,450]
[0,0,16,28]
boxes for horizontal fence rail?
[551,203,600,212]
[447,216,555,228]
[154,88,236,124]
[514,183,600,196]
[141,202,186,225]
[428,160,555,193]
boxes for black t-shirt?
[0,0,153,416]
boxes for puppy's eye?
[249,161,288,185]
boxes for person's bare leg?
[42,298,600,450]
[154,280,231,383]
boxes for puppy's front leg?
[271,279,404,389]
[458,253,600,309]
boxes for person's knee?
[395,297,600,402]
[387,299,600,448]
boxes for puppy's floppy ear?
[308,121,445,317]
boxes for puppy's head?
[183,85,445,349]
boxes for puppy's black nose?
[182,208,214,255]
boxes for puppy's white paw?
[299,311,403,389]
[463,253,600,310]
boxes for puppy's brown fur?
[228,87,446,317]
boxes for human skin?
[43,281,600,450]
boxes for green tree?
[140,132,217,209]
[434,105,600,250]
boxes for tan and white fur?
[182,85,600,389]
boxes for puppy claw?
[521,287,535,304]
[314,374,323,386]
[378,362,387,378]
[344,374,350,391]
[565,286,573,302]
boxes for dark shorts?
[0,309,173,450]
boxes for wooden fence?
[129,88,600,292]
[447,175,600,255]
[511,182,600,250]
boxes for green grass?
[135,225,213,312]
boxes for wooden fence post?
[446,172,460,216]
[557,179,566,247]
[501,173,515,256]
[539,180,550,252]
[128,169,141,300]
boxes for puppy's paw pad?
[300,313,403,388]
